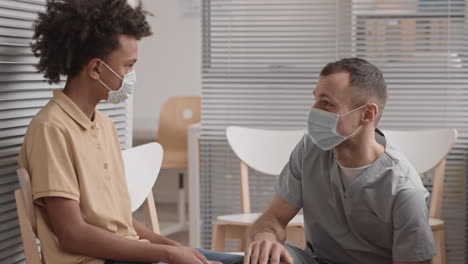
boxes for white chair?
[211,126,306,252]
[122,142,164,234]
[383,128,458,264]
[15,142,163,263]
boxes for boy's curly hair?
[31,0,152,84]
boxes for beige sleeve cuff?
[33,191,80,203]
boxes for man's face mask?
[98,61,136,104]
[307,104,367,150]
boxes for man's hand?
[244,195,300,264]
[244,232,294,264]
[167,246,221,264]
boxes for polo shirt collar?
[52,89,96,130]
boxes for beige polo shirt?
[18,90,143,264]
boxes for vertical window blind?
[0,0,132,262]
[201,0,468,262]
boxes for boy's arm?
[43,197,208,264]
[132,217,181,246]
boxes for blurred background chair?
[383,128,457,264]
[211,126,306,252]
[157,96,201,236]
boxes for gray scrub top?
[274,129,437,264]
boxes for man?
[18,1,242,264]
[243,58,436,264]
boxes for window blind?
[0,0,132,262]
[201,0,468,261]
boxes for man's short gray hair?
[320,58,387,122]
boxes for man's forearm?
[248,213,287,243]
[132,218,181,246]
[61,221,173,263]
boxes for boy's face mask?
[98,61,136,104]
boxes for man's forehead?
[316,73,351,94]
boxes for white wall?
[133,0,201,145]
[132,0,201,203]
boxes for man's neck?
[63,78,100,120]
[333,128,385,168]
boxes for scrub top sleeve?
[392,188,437,262]
[274,135,306,209]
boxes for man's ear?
[88,58,103,80]
[363,103,379,125]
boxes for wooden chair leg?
[15,190,42,264]
[142,191,160,234]
[224,225,248,251]
[432,230,447,264]
[237,236,247,252]
[212,223,226,252]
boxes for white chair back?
[226,126,306,175]
[382,129,457,174]
[122,142,163,212]
[383,128,457,221]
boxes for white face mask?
[307,105,367,150]
[98,61,136,104]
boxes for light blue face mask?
[307,105,367,150]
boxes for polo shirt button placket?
[91,124,98,138]
[93,125,101,150]
[104,163,110,181]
